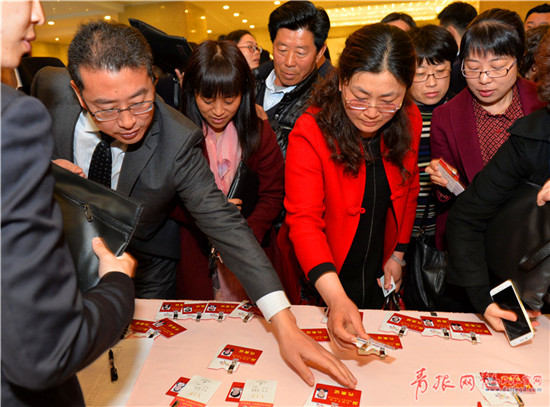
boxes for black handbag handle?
[519,240,550,271]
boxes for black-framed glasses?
[461,60,517,79]
[85,100,154,122]
[413,69,451,82]
[238,45,262,54]
[344,97,402,114]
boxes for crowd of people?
[3,0,550,404]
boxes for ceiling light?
[200,16,206,20]
[274,1,281,5]
[104,15,111,21]
[185,9,189,13]
[326,0,478,27]
[55,37,59,41]
[242,19,247,23]
[249,25,255,29]
[233,12,240,17]
[47,21,55,25]
[207,30,212,34]
[223,5,229,10]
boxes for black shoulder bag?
[485,182,550,310]
[52,163,143,293]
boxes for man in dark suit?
[32,20,356,389]
[1,1,136,405]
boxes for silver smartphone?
[489,280,534,346]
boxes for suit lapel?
[452,90,484,183]
[116,109,160,195]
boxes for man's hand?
[271,308,357,389]
[53,159,86,178]
[92,237,136,279]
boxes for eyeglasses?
[413,69,451,82]
[461,60,517,79]
[344,97,402,114]
[238,45,262,54]
[87,100,155,122]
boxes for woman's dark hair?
[181,40,261,160]
[409,25,458,66]
[225,30,253,44]
[460,8,525,63]
[310,23,416,179]
[535,30,550,103]
[381,12,417,29]
[521,24,550,78]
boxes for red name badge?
[450,320,492,335]
[301,328,330,342]
[388,313,425,332]
[150,318,187,338]
[368,333,403,349]
[218,345,263,365]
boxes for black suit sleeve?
[446,134,539,313]
[1,85,134,390]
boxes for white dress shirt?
[73,111,127,189]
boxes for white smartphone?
[489,280,534,346]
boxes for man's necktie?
[88,132,114,188]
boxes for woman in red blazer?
[175,40,284,301]
[278,24,422,349]
[427,9,546,250]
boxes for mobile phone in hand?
[489,280,534,346]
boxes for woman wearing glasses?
[426,9,545,251]
[277,24,422,348]
[226,30,262,71]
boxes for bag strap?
[417,188,435,237]
[519,240,550,271]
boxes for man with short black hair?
[438,1,478,94]
[256,0,329,157]
[525,3,550,30]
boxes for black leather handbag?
[485,182,550,311]
[227,160,259,219]
[51,163,143,293]
[403,191,448,311]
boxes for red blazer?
[175,119,284,299]
[430,77,545,249]
[277,104,422,303]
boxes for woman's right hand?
[425,158,448,188]
[326,296,370,350]
[53,159,86,178]
[314,272,369,349]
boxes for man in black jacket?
[256,1,329,157]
